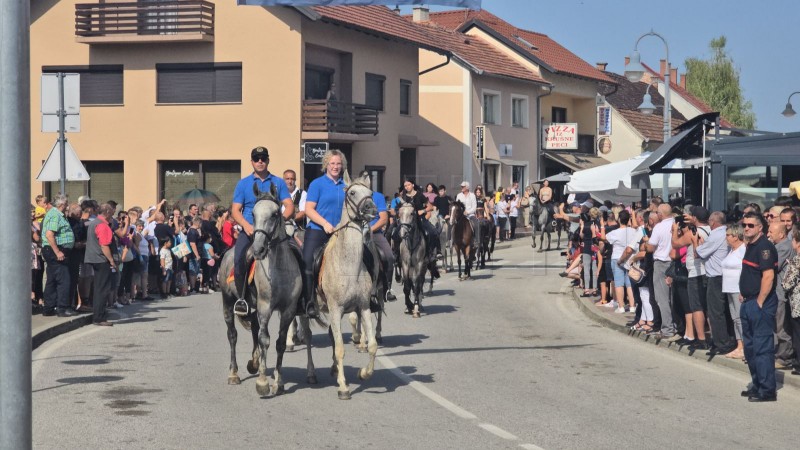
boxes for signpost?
[475,125,485,159]
[40,73,88,194]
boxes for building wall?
[30,0,303,208]
[605,109,646,162]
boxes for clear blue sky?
[403,0,800,132]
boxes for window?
[400,80,411,115]
[160,160,241,207]
[725,165,779,212]
[156,63,242,104]
[551,106,567,123]
[578,134,595,153]
[482,90,501,125]
[42,65,123,105]
[365,73,385,111]
[511,95,528,128]
[46,161,124,205]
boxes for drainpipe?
[536,84,554,180]
[419,54,451,76]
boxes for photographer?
[671,206,711,349]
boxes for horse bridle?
[251,197,289,259]
[398,203,422,250]
[332,181,374,234]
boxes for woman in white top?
[508,194,519,239]
[496,197,509,241]
[603,209,637,314]
[721,223,746,359]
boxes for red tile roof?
[308,6,546,85]
[423,9,613,84]
[603,71,686,142]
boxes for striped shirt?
[41,207,75,248]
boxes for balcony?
[302,100,379,142]
[75,0,214,44]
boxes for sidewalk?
[570,287,800,391]
[32,307,125,350]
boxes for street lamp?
[782,91,800,117]
[625,30,672,200]
[637,82,658,115]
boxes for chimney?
[596,62,608,71]
[660,59,667,76]
[412,6,429,22]
[680,73,687,89]
[624,56,630,66]
[669,67,677,85]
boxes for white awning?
[567,152,682,202]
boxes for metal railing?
[302,100,379,135]
[75,0,214,38]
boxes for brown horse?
[449,200,474,280]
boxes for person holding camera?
[671,206,711,349]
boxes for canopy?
[567,153,683,203]
[535,172,571,183]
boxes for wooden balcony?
[302,100,379,139]
[75,0,214,44]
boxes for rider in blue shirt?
[230,147,293,312]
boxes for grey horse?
[397,201,429,317]
[316,172,379,400]
[218,183,318,395]
[530,195,556,252]
[429,210,452,272]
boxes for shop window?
[159,160,240,208]
[726,165,779,212]
[46,161,124,205]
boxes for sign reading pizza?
[544,123,578,150]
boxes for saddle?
[227,242,307,315]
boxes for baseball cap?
[570,201,580,208]
[251,146,269,159]
[460,181,470,188]
[581,200,593,209]
[690,205,710,222]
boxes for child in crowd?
[200,233,219,293]
[159,237,173,299]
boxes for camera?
[560,251,568,256]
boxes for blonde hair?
[321,149,348,174]
[611,205,623,221]
[589,207,600,219]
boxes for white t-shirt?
[685,225,710,278]
[509,199,519,218]
[607,226,637,260]
[496,200,509,218]
[721,244,746,293]
[159,247,173,270]
[648,217,674,262]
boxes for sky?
[402,0,800,132]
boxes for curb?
[32,314,92,350]
[569,288,800,391]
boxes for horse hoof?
[227,375,241,385]
[307,374,318,385]
[358,347,368,354]
[537,249,543,253]
[255,378,270,396]
[412,311,420,318]
[273,384,285,396]
[338,390,352,400]
[358,368,372,380]
[286,345,294,353]
[352,336,361,345]
[246,360,259,375]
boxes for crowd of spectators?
[31,195,232,326]
[558,194,800,402]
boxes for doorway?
[400,147,416,183]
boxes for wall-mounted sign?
[598,137,612,155]
[475,125,485,159]
[166,170,195,177]
[302,142,329,164]
[598,106,612,136]
[544,123,578,150]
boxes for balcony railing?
[75,0,214,43]
[302,100,379,136]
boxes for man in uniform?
[739,212,779,402]
[230,147,306,316]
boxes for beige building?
[29,3,450,207]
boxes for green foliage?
[684,36,756,129]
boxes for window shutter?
[158,69,214,103]
[215,67,242,103]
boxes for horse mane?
[454,200,465,209]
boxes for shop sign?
[544,123,578,150]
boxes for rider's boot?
[302,271,319,319]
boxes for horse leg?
[546,232,552,251]
[464,246,471,279]
[357,309,378,382]
[301,315,317,384]
[272,310,294,396]
[348,311,362,347]
[246,318,260,375]
[375,311,383,345]
[352,311,367,353]
[456,248,463,280]
[404,279,413,314]
[413,277,423,318]
[224,302,241,385]
[255,302,272,397]
[329,311,350,399]
[286,317,297,352]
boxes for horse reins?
[331,181,374,235]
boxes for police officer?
[739,212,779,402]
[230,147,295,314]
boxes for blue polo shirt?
[232,172,290,225]
[370,191,387,228]
[306,174,345,231]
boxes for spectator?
[695,210,733,353]
[644,204,679,340]
[722,223,746,359]
[508,193,519,240]
[159,237,173,299]
[779,225,800,374]
[34,195,48,223]
[780,207,797,234]
[41,195,75,317]
[521,186,532,228]
[768,221,795,369]
[496,195,509,241]
[603,209,636,314]
[66,203,88,311]
[672,206,711,349]
[134,219,156,301]
[579,208,599,297]
[220,210,237,251]
[187,216,203,294]
[84,203,116,326]
[31,205,44,311]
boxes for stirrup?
[233,298,250,317]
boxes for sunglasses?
[252,156,268,163]
[743,222,758,229]
[763,213,774,219]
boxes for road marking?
[377,349,545,449]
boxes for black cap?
[251,146,269,159]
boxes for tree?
[684,36,756,129]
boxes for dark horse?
[449,201,474,280]
[218,183,318,395]
[475,210,495,269]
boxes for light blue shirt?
[232,172,290,225]
[695,225,728,277]
[306,174,345,231]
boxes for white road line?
[377,349,545,450]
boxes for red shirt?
[95,216,112,246]
[221,220,235,248]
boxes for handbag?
[628,260,647,285]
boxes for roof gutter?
[419,54,452,76]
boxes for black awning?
[630,113,715,180]
[544,151,609,172]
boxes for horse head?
[396,200,416,240]
[342,172,377,224]
[449,200,465,226]
[250,182,283,260]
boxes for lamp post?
[625,30,672,201]
[782,91,800,117]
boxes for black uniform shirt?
[740,233,778,299]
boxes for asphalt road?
[32,239,800,449]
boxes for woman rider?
[393,178,441,279]
[302,149,348,319]
[474,185,486,219]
